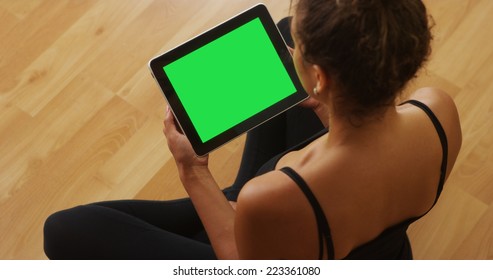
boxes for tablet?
[149,4,307,156]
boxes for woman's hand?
[300,95,330,128]
[163,106,209,169]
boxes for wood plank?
[0,0,97,96]
[0,0,42,19]
[408,186,487,259]
[0,75,113,201]
[452,206,493,259]
[0,5,18,38]
[97,117,171,200]
[428,0,493,87]
[424,0,479,53]
[8,0,153,116]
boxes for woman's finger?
[287,46,294,55]
[164,106,177,135]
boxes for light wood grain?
[0,0,492,259]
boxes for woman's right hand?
[299,97,330,128]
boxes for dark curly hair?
[293,0,433,119]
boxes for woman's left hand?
[163,106,209,169]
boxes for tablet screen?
[163,17,297,143]
[149,4,307,156]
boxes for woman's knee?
[43,205,91,259]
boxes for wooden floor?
[0,0,492,260]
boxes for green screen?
[163,17,296,143]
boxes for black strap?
[280,167,335,259]
[401,100,449,204]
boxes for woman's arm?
[163,106,238,259]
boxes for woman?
[44,0,461,259]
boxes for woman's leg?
[44,199,215,260]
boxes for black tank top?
[256,100,449,259]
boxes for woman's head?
[291,0,432,118]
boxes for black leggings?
[43,18,325,260]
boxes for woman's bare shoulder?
[405,87,462,174]
[407,87,457,115]
[234,171,318,259]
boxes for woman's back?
[236,88,461,259]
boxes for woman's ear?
[311,64,330,95]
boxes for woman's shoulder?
[405,87,460,130]
[236,170,307,224]
[235,170,320,259]
[404,87,462,176]
[407,87,457,115]
[237,171,292,206]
